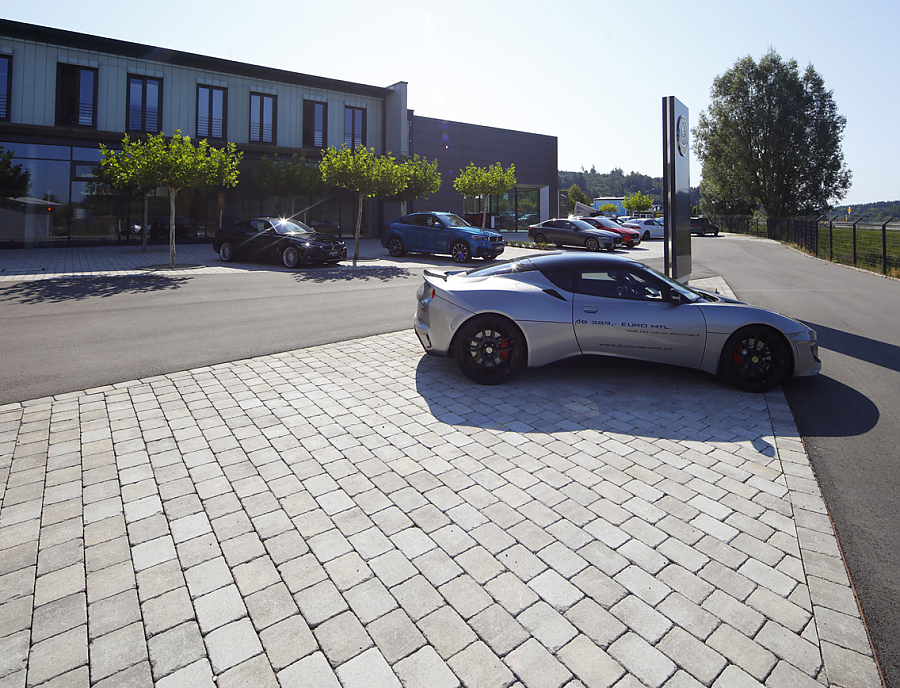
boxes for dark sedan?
[213,217,347,268]
[529,218,622,251]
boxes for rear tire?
[643,230,651,241]
[533,232,547,244]
[720,325,790,392]
[387,236,405,257]
[219,242,234,262]
[454,315,526,385]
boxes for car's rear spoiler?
[424,268,449,281]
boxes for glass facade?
[462,187,541,231]
[0,140,365,247]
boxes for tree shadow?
[291,265,416,283]
[0,275,193,304]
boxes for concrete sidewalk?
[0,244,883,688]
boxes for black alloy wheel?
[387,236,405,257]
[533,232,547,244]
[720,326,790,392]
[643,230,651,241]
[585,237,600,252]
[454,316,526,385]
[282,246,301,269]
[451,241,471,263]
[219,242,234,262]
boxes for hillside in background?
[559,167,700,209]
[830,201,900,223]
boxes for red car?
[575,216,642,248]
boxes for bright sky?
[6,0,897,205]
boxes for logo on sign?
[677,116,688,157]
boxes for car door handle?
[582,306,598,313]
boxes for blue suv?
[381,212,504,263]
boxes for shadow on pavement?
[291,265,415,283]
[0,274,193,304]
[805,321,900,376]
[414,351,781,451]
[783,373,879,439]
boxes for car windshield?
[441,213,472,228]
[639,264,710,303]
[463,256,536,277]
[272,219,314,235]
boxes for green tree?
[320,145,406,264]
[0,146,32,199]
[453,162,517,228]
[567,184,591,213]
[102,131,242,266]
[256,153,326,219]
[387,154,442,210]
[597,203,618,215]
[100,134,165,252]
[693,49,851,217]
[622,190,654,214]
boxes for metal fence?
[714,215,900,277]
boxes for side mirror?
[668,291,683,305]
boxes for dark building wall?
[409,115,557,218]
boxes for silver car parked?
[414,252,820,391]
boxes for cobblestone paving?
[0,325,881,687]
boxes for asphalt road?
[0,265,424,405]
[689,235,899,688]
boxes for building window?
[56,64,98,128]
[127,75,162,133]
[197,85,227,140]
[250,92,276,144]
[0,54,10,122]
[344,106,366,149]
[303,100,327,148]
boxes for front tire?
[282,246,300,269]
[451,241,471,263]
[387,236,405,257]
[454,316,526,385]
[585,237,600,252]
[720,326,790,392]
[219,242,234,262]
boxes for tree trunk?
[141,193,149,252]
[481,195,488,229]
[169,189,177,268]
[353,192,364,266]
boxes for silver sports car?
[414,252,820,391]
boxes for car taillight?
[431,288,436,299]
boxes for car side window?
[577,269,665,301]
[541,269,573,292]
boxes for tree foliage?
[320,145,407,263]
[0,146,31,199]
[622,190,654,213]
[693,49,851,217]
[453,162,517,228]
[101,130,242,266]
[256,153,326,218]
[387,154,442,206]
[597,203,618,215]
[567,184,591,213]
[558,167,661,205]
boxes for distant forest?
[829,200,900,223]
[558,167,700,208]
